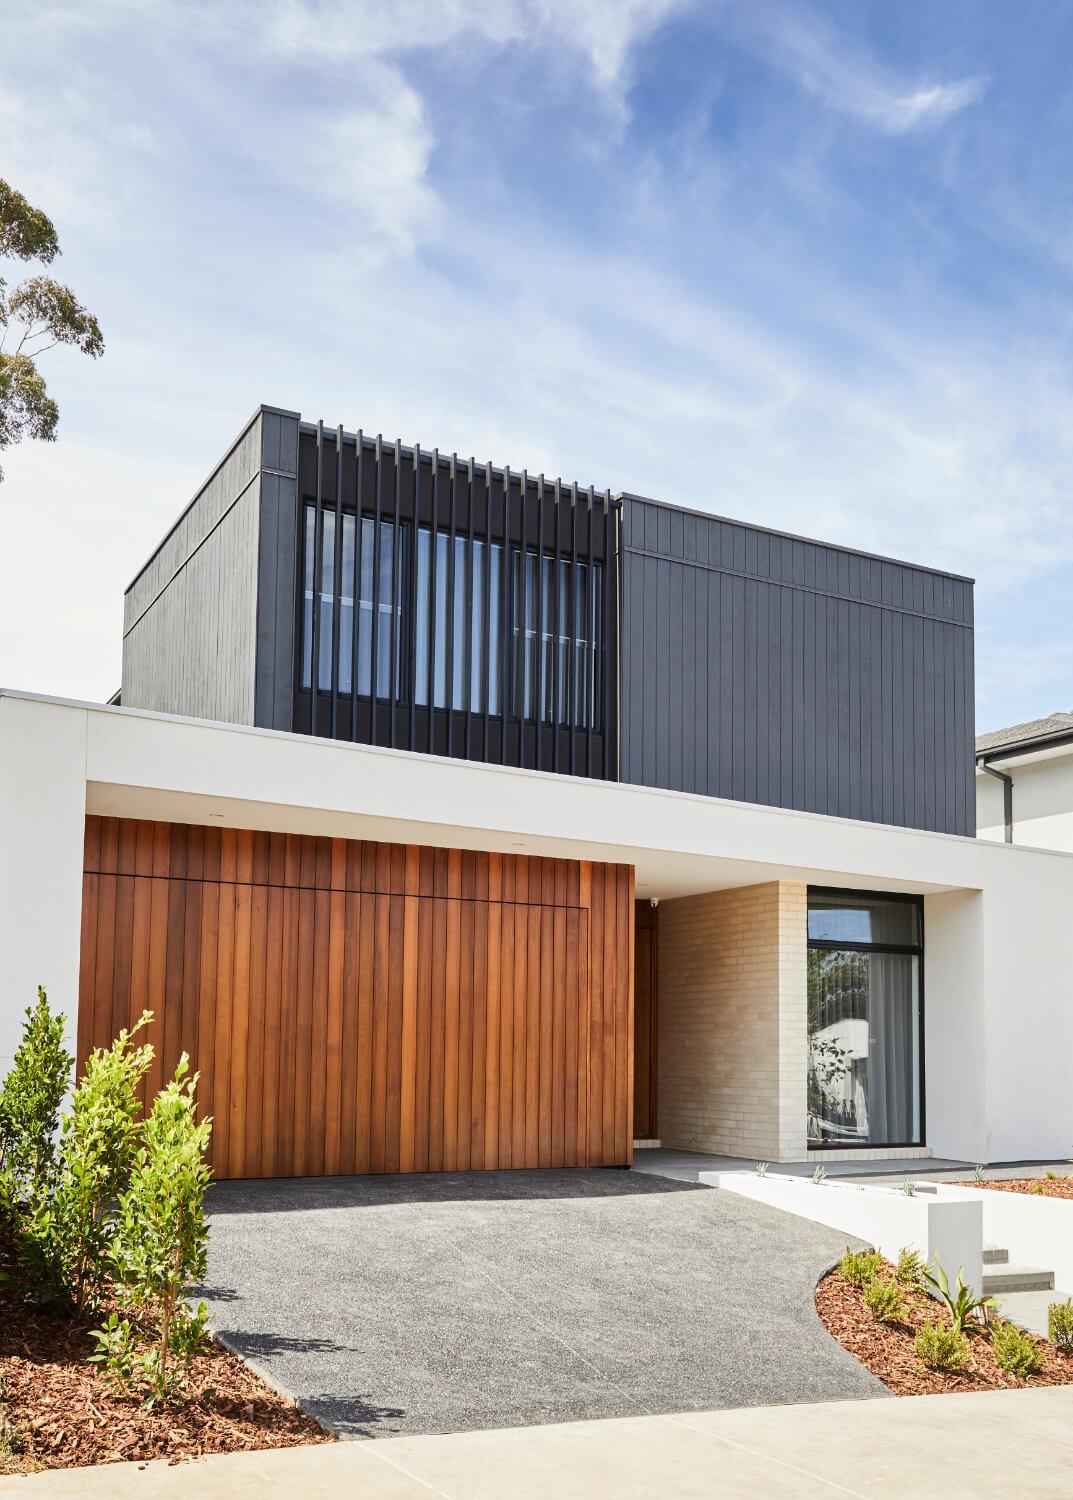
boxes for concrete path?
[8,1387,1073,1497]
[195,1169,881,1438]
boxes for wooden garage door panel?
[79,818,631,1179]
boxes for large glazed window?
[807,890,923,1149]
[512,549,602,729]
[301,506,405,699]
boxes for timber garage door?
[78,817,634,1179]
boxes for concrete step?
[992,1287,1071,1338]
[983,1246,1009,1265]
[983,1265,1055,1294]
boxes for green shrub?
[1047,1298,1073,1351]
[838,1247,883,1288]
[0,988,72,1212]
[864,1276,906,1325]
[811,1165,828,1185]
[1031,1183,1045,1195]
[895,1246,926,1290]
[97,1055,213,1403]
[923,1258,996,1334]
[916,1320,967,1372]
[29,1013,153,1314]
[991,1321,1043,1378]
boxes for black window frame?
[806,885,925,1152]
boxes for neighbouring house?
[1,405,1069,1178]
[976,712,1073,851]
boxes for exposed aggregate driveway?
[199,1170,884,1439]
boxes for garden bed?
[815,1254,1073,1398]
[959,1177,1073,1201]
[0,1268,331,1473]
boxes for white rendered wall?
[923,890,987,1163]
[2,689,1073,1169]
[977,754,1073,852]
[978,840,1073,1161]
[0,696,88,1068]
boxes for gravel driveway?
[199,1170,883,1439]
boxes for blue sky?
[2,0,1072,732]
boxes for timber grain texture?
[79,817,634,1180]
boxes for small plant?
[901,1180,916,1197]
[1045,1170,1058,1180]
[923,1258,996,1334]
[1031,1182,1045,1195]
[811,1165,828,1185]
[974,1164,986,1185]
[1047,1298,1073,1351]
[864,1276,906,1325]
[838,1246,883,1287]
[991,1321,1043,1378]
[895,1245,926,1289]
[0,988,72,1212]
[0,1385,24,1463]
[916,1320,967,1372]
[755,1161,769,1177]
[28,1013,153,1313]
[103,1055,213,1402]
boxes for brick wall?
[656,881,808,1161]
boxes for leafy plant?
[864,1276,906,1325]
[1031,1183,1045,1195]
[28,1013,153,1313]
[811,1165,828,1185]
[1047,1298,1073,1351]
[895,1245,926,1290]
[916,1320,967,1372]
[0,988,72,1212]
[923,1258,996,1335]
[973,1164,986,1185]
[755,1162,769,1177]
[991,1321,1042,1378]
[901,1180,916,1197]
[103,1055,213,1402]
[838,1246,883,1288]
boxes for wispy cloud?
[743,5,987,135]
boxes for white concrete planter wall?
[704,1172,984,1295]
[934,1185,1073,1294]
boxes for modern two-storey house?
[1,404,1067,1179]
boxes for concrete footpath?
[5,1386,1073,1498]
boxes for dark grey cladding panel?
[619,496,975,836]
[254,411,300,732]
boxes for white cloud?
[744,6,986,135]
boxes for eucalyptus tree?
[0,178,103,480]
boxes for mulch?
[816,1259,1073,1397]
[0,1265,331,1472]
[957,1177,1073,1201]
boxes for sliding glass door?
[806,890,923,1148]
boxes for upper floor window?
[513,550,602,730]
[301,506,404,699]
[300,505,602,730]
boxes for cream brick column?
[657,881,808,1161]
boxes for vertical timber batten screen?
[79,816,634,1181]
[295,429,620,778]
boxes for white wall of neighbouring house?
[977,751,1073,851]
[0,694,88,1069]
